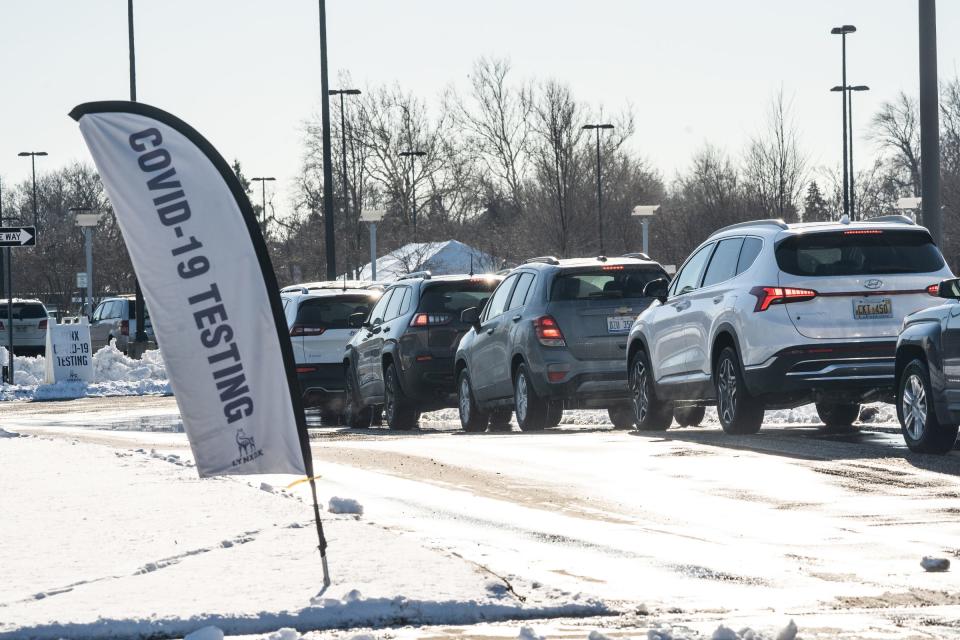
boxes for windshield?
[550,266,667,301]
[775,230,945,277]
[295,295,375,329]
[418,280,499,317]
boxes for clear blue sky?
[2,1,958,214]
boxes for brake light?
[410,313,452,327]
[601,265,624,271]
[120,320,129,336]
[750,286,818,312]
[534,315,566,346]
[295,365,318,374]
[927,284,940,296]
[290,324,326,336]
[843,229,883,235]
[38,319,47,331]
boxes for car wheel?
[715,347,764,435]
[514,363,547,431]
[608,405,635,429]
[489,408,513,431]
[544,402,563,428]
[458,370,489,433]
[898,359,959,454]
[815,402,860,430]
[342,363,372,428]
[674,405,706,427]
[384,362,419,430]
[629,349,671,431]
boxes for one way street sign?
[0,227,36,247]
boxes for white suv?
[1,299,49,355]
[626,216,953,434]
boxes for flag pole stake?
[308,476,332,587]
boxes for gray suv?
[455,255,669,431]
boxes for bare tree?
[869,91,922,196]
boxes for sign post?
[631,205,660,257]
[0,226,37,383]
[360,209,385,281]
[75,214,100,318]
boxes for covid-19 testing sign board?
[44,318,93,384]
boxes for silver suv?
[90,296,155,353]
[627,216,952,435]
[455,255,668,431]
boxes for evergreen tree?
[803,180,831,222]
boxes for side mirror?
[643,278,669,303]
[461,306,481,328]
[348,312,366,329]
[937,278,960,300]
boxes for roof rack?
[397,270,432,281]
[708,218,788,238]
[621,252,650,260]
[865,214,915,225]
[524,256,560,266]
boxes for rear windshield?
[126,303,150,319]
[0,303,46,319]
[418,281,499,316]
[296,295,374,329]
[550,266,667,301]
[775,230,945,277]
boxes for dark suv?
[454,256,669,431]
[343,272,503,429]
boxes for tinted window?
[702,237,744,287]
[92,303,105,321]
[508,272,536,309]
[369,290,394,324]
[126,301,150,320]
[106,301,121,319]
[1,303,46,320]
[295,295,374,329]
[671,244,715,296]
[736,237,763,275]
[383,287,407,320]
[483,275,517,319]
[419,279,501,319]
[397,288,412,315]
[775,230,945,276]
[550,266,667,301]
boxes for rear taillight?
[290,324,326,337]
[38,319,47,330]
[295,365,318,374]
[120,320,130,336]
[410,313,452,327]
[533,315,566,347]
[750,286,818,312]
[927,284,940,296]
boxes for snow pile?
[0,343,170,401]
[329,496,364,515]
[184,626,224,640]
[0,428,21,438]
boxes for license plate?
[853,297,892,320]
[14,325,28,333]
[607,316,635,333]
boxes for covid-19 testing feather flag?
[71,101,330,584]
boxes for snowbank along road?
[2,395,960,639]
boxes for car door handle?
[511,314,522,322]
[672,301,690,311]
[382,326,390,333]
[486,327,495,335]
[713,295,723,304]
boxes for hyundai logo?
[864,279,883,289]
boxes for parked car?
[455,255,669,431]
[343,272,503,429]
[90,296,155,353]
[894,277,960,453]
[280,281,382,416]
[627,215,953,435]
[0,298,49,356]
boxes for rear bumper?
[743,341,897,401]
[401,356,457,409]
[528,355,630,408]
[296,363,347,409]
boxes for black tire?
[897,359,959,454]
[383,362,419,430]
[674,405,706,427]
[608,405,635,429]
[342,363,372,428]
[544,402,563,428]
[457,370,489,433]
[489,408,513,430]
[629,349,672,431]
[514,363,547,431]
[714,347,764,435]
[815,402,860,429]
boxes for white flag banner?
[71,102,310,478]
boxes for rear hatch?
[1,302,48,345]
[126,301,154,339]
[546,264,666,359]
[411,279,500,356]
[775,228,949,339]
[291,294,376,363]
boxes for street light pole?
[17,152,47,228]
[70,207,97,320]
[250,177,276,229]
[582,124,614,255]
[127,0,149,348]
[831,84,869,219]
[399,150,426,242]
[831,25,856,217]
[919,0,942,246]
[329,89,361,224]
[317,0,337,280]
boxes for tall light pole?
[70,207,99,320]
[831,24,856,217]
[399,150,426,242]
[250,177,276,230]
[127,0,148,349]
[582,124,614,255]
[17,151,47,228]
[317,0,336,280]
[847,85,869,219]
[329,89,361,227]
[919,0,942,246]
